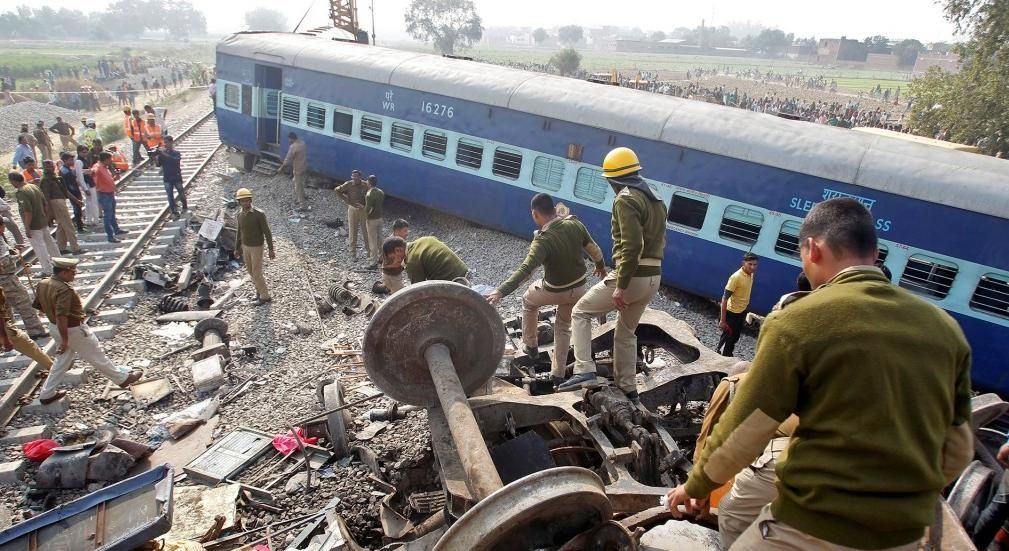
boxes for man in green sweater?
[666,198,973,550]
[487,193,606,383]
[558,147,666,401]
[382,235,468,290]
[234,188,275,306]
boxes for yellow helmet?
[235,188,253,200]
[601,147,641,178]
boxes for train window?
[224,84,239,109]
[390,123,414,151]
[877,244,889,263]
[333,110,353,136]
[718,205,764,245]
[281,97,300,124]
[531,157,564,191]
[422,131,448,160]
[774,220,802,258]
[456,139,484,170]
[492,148,523,180]
[573,168,607,203]
[360,116,383,144]
[899,254,959,300]
[306,104,326,129]
[971,273,1009,319]
[264,90,279,117]
[667,191,708,230]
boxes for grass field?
[452,46,911,93]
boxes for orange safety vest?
[111,151,129,171]
[21,168,40,183]
[128,117,144,142]
[144,124,163,149]
[123,115,133,137]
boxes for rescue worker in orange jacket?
[143,116,163,151]
[127,110,145,165]
[108,146,129,172]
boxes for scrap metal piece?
[130,378,175,407]
[558,520,640,551]
[972,393,1009,429]
[36,443,94,489]
[191,355,227,392]
[432,467,611,551]
[0,465,174,551]
[319,380,352,458]
[156,310,223,324]
[947,460,994,523]
[408,491,447,515]
[184,427,274,486]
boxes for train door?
[255,65,282,157]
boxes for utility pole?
[370,0,376,45]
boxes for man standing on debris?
[666,198,973,551]
[38,161,84,256]
[558,147,666,402]
[717,252,759,357]
[275,132,308,211]
[382,236,468,290]
[364,175,385,267]
[0,232,48,339]
[49,117,76,152]
[9,171,59,276]
[93,152,128,243]
[487,193,607,385]
[33,121,53,162]
[335,170,369,259]
[34,258,143,404]
[234,188,274,306]
[156,136,186,220]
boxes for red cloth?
[22,439,59,462]
[271,427,318,456]
[91,162,116,193]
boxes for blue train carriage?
[215,32,1009,394]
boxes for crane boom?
[330,0,370,43]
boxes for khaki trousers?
[292,171,306,208]
[366,218,383,263]
[27,228,60,275]
[347,206,367,256]
[571,275,660,393]
[4,324,52,371]
[731,505,921,551]
[383,270,406,294]
[49,200,79,252]
[39,324,129,400]
[720,437,789,549]
[242,245,271,300]
[59,135,77,151]
[522,280,587,378]
[0,274,45,335]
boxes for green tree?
[405,0,483,55]
[157,1,207,38]
[894,38,925,66]
[863,35,891,53]
[557,25,583,46]
[909,0,1009,154]
[751,29,793,56]
[550,47,581,76]
[650,30,666,42]
[532,27,548,45]
[245,8,288,31]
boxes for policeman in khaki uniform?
[364,175,385,267]
[0,235,47,339]
[34,258,142,404]
[558,147,667,402]
[487,193,607,384]
[0,286,52,374]
[335,170,370,260]
[234,188,274,306]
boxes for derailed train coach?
[215,32,1009,395]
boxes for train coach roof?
[218,32,1009,220]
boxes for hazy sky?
[31,0,961,43]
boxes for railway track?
[0,111,221,425]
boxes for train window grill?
[264,90,279,117]
[281,97,300,124]
[306,104,326,129]
[573,168,607,203]
[899,254,959,300]
[971,274,1009,319]
[667,192,708,230]
[390,123,414,151]
[718,205,764,245]
[877,244,889,263]
[360,116,383,144]
[531,157,564,191]
[224,84,240,109]
[333,111,353,136]
[422,131,448,160]
[456,139,483,169]
[492,148,523,180]
[774,220,802,258]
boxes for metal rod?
[202,511,324,548]
[294,391,385,425]
[424,343,503,500]
[287,423,315,492]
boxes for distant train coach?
[215,32,1009,395]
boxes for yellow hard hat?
[601,147,641,178]
[235,188,253,199]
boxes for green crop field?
[0,40,215,83]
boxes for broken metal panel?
[184,427,274,486]
[0,464,174,551]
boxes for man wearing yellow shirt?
[717,252,758,357]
